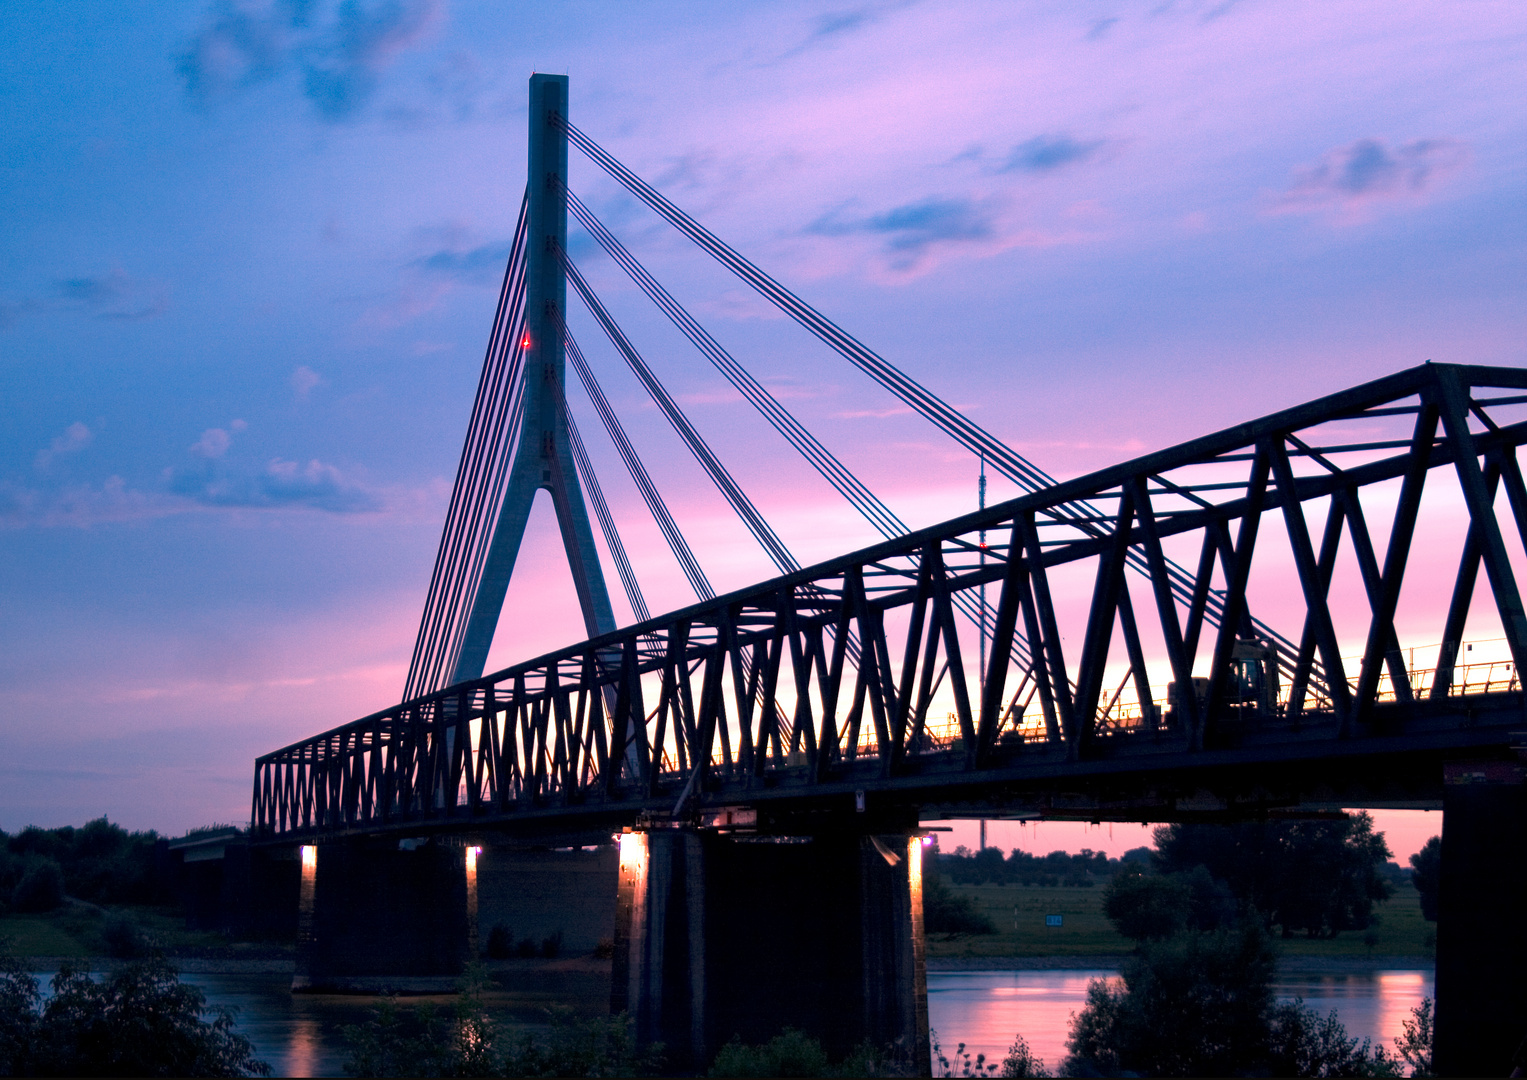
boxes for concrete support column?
[292,838,472,992]
[611,829,706,1066]
[611,828,929,1074]
[1434,758,1527,1076]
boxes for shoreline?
[19,953,1433,977]
[928,953,1434,974]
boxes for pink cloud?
[1270,137,1469,222]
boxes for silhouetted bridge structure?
[250,75,1527,1075]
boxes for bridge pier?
[293,838,473,992]
[611,827,929,1073]
[1434,758,1527,1076]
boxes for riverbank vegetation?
[0,951,270,1076]
[927,816,1436,960]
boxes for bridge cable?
[563,254,801,577]
[563,325,716,603]
[565,405,650,624]
[404,192,531,700]
[566,186,1036,674]
[561,123,1317,693]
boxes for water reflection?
[35,966,1433,1076]
[928,968,1435,1073]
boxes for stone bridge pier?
[610,826,930,1074]
[290,825,929,1074]
[1434,758,1527,1076]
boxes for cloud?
[1002,135,1103,174]
[0,476,182,529]
[34,422,93,469]
[1271,137,1469,221]
[177,0,440,122]
[0,298,39,329]
[291,365,324,400]
[175,0,293,100]
[357,279,452,328]
[190,427,233,458]
[54,268,168,321]
[413,241,514,285]
[1086,17,1119,40]
[833,406,914,419]
[812,197,996,250]
[167,456,382,513]
[808,196,1000,269]
[695,289,786,323]
[302,0,440,120]
[812,10,872,39]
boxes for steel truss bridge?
[252,78,1527,843]
[254,352,1527,839]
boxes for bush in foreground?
[0,951,269,1076]
[342,964,662,1077]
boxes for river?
[59,964,1430,1076]
[926,966,1434,1074]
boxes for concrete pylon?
[611,828,930,1073]
[452,73,616,686]
[1433,757,1527,1076]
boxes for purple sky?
[2,2,1522,859]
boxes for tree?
[1064,923,1278,1077]
[10,859,64,913]
[1104,865,1236,942]
[0,954,269,1076]
[1266,1000,1398,1077]
[1409,836,1440,922]
[1061,924,1404,1077]
[1153,813,1393,938]
[923,855,997,935]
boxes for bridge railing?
[254,363,1527,840]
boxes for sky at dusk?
[1,1,1523,859]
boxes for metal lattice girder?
[254,363,1527,841]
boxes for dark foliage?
[343,964,663,1077]
[1153,813,1392,938]
[10,860,65,914]
[1265,999,1399,1077]
[0,818,162,909]
[485,923,513,960]
[1103,865,1236,941]
[1409,835,1440,922]
[708,1028,899,1077]
[0,952,269,1076]
[1065,922,1278,1077]
[1061,922,1413,1077]
[102,912,150,959]
[923,856,996,935]
[935,845,1118,888]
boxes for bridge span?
[257,359,1527,1074]
[249,73,1527,1075]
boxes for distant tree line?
[927,813,1419,940]
[0,818,164,915]
[933,843,1146,888]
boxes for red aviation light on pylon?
[521,332,532,350]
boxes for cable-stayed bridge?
[251,76,1527,1075]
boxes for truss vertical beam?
[452,74,617,685]
[1435,368,1527,675]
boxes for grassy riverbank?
[0,903,286,961]
[927,882,1435,961]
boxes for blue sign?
[1045,914,1064,927]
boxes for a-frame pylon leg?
[452,73,616,686]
